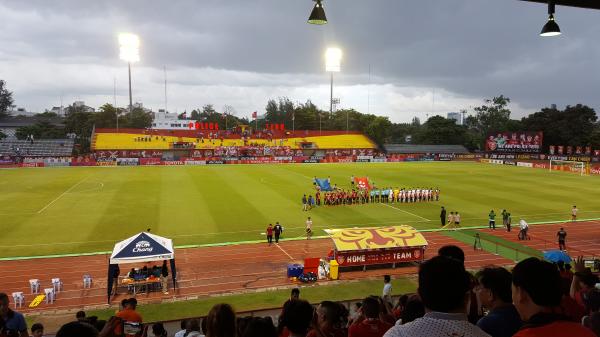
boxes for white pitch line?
[276,243,295,260]
[380,203,431,221]
[37,176,91,214]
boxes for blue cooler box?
[287,264,304,277]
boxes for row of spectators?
[1,245,598,337]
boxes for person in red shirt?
[349,296,393,337]
[571,256,600,308]
[511,258,595,337]
[115,298,143,337]
[266,224,274,245]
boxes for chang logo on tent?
[132,240,153,253]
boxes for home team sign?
[335,247,424,267]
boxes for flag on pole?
[252,111,257,119]
[353,177,371,190]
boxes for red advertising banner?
[485,132,543,153]
[590,165,600,176]
[335,247,425,267]
[557,146,564,155]
[585,146,591,155]
[549,145,555,155]
[139,158,162,165]
[594,150,600,157]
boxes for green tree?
[364,116,392,147]
[0,80,14,119]
[122,107,153,129]
[521,104,597,149]
[16,121,65,140]
[471,95,511,135]
[64,103,95,153]
[413,116,467,145]
[95,103,118,128]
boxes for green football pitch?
[0,162,599,258]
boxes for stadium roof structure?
[324,225,428,252]
[519,0,600,10]
[383,144,469,154]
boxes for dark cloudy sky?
[1,0,599,122]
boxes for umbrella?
[543,250,572,263]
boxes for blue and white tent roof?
[110,232,174,264]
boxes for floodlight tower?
[119,33,140,114]
[325,47,342,134]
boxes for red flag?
[265,123,269,130]
[280,123,285,131]
[353,177,371,190]
[215,123,219,130]
[188,122,194,129]
[195,122,200,130]
[209,122,214,130]
[252,111,257,119]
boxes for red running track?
[0,232,511,314]
[478,220,600,258]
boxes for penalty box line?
[37,176,91,214]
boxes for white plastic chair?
[51,278,63,293]
[29,279,40,294]
[11,292,24,308]
[44,288,55,304]
[83,274,92,289]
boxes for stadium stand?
[0,139,74,157]
[93,129,376,151]
[383,144,469,154]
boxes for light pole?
[325,47,342,135]
[119,33,140,115]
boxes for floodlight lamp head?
[540,2,561,37]
[308,0,327,25]
[325,47,342,72]
[119,33,140,62]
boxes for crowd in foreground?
[1,245,599,337]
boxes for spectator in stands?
[0,292,28,337]
[349,296,393,337]
[393,295,409,320]
[30,323,44,337]
[76,311,86,322]
[184,319,203,337]
[398,296,425,325]
[242,317,277,337]
[437,245,465,263]
[279,299,315,337]
[383,256,489,337]
[511,257,595,337]
[582,289,600,335]
[174,319,188,337]
[571,257,600,308]
[150,323,167,337]
[115,298,142,337]
[308,301,347,337]
[205,303,236,337]
[56,321,99,337]
[474,267,522,337]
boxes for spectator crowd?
[2,245,598,337]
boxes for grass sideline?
[25,277,417,330]
[2,162,599,258]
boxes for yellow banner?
[29,295,45,308]
[325,225,428,251]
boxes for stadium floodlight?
[118,33,140,114]
[308,0,327,25]
[540,2,561,37]
[325,47,342,133]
